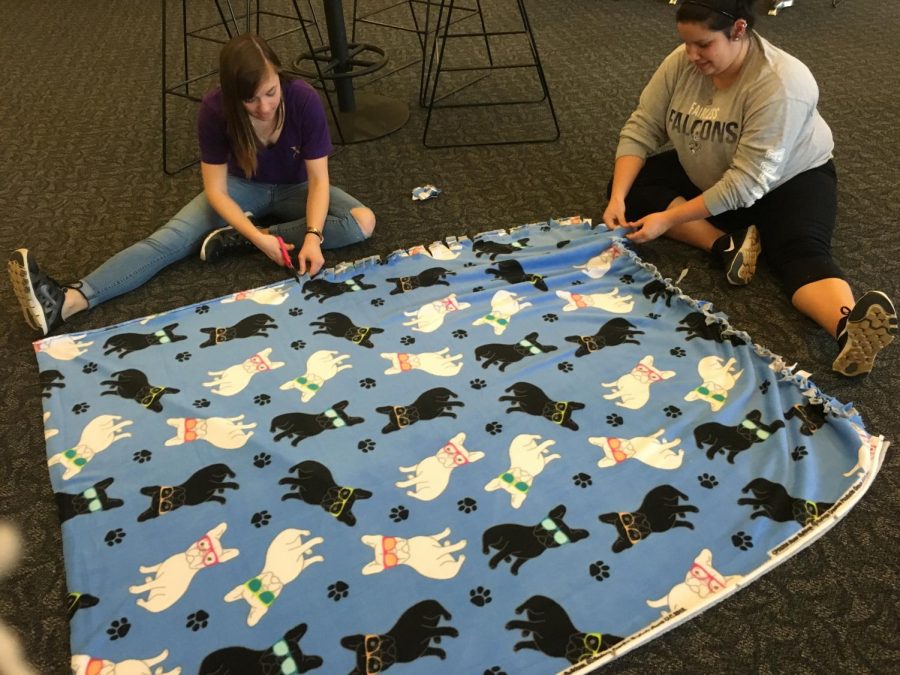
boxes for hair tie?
[681,0,738,21]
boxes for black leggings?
[614,150,845,297]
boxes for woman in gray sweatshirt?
[603,0,895,377]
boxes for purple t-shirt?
[197,78,333,184]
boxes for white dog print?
[47,414,133,480]
[402,294,471,333]
[646,548,743,615]
[844,422,880,477]
[573,244,624,279]
[471,290,532,335]
[360,528,466,580]
[224,529,324,627]
[164,415,256,450]
[590,429,684,470]
[203,347,285,397]
[43,411,59,441]
[485,434,561,509]
[280,349,352,402]
[220,286,290,305]
[396,432,485,501]
[683,355,744,412]
[34,333,94,361]
[129,523,238,613]
[71,650,181,675]
[408,240,464,260]
[381,348,463,377]
[602,355,676,410]
[556,288,634,314]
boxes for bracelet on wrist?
[305,227,324,244]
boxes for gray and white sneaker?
[8,248,66,336]
[714,225,761,286]
[200,227,257,262]
[832,290,897,377]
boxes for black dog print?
[376,387,464,434]
[693,409,785,463]
[310,312,384,348]
[199,622,323,675]
[199,313,278,348]
[270,401,364,446]
[66,592,100,620]
[473,237,530,260]
[598,484,698,553]
[564,318,643,357]
[40,369,65,398]
[485,259,548,291]
[387,267,454,295]
[137,463,238,522]
[506,595,623,664]
[56,477,124,523]
[676,312,746,346]
[499,381,585,431]
[738,478,834,526]
[100,368,179,412]
[785,401,829,436]
[102,323,187,358]
[341,599,458,674]
[280,460,372,527]
[475,331,558,371]
[642,279,677,306]
[483,504,589,575]
[303,274,376,303]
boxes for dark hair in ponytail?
[676,0,757,35]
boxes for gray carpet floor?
[0,1,897,672]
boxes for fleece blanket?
[36,218,886,675]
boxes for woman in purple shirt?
[8,33,375,336]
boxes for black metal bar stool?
[421,0,559,148]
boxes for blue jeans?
[79,176,368,306]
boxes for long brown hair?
[219,34,286,178]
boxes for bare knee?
[351,207,376,238]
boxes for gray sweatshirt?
[616,32,834,216]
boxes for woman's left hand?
[296,239,325,276]
[621,211,672,244]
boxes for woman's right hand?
[603,197,628,229]
[257,233,294,267]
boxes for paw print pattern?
[472,286,485,293]
[175,351,192,362]
[290,339,306,350]
[400,335,416,346]
[288,307,303,317]
[328,581,350,601]
[732,531,754,551]
[698,473,718,489]
[253,453,272,468]
[359,378,377,389]
[669,346,687,358]
[589,560,611,581]
[791,446,808,461]
[759,381,771,394]
[572,472,592,488]
[484,667,507,675]
[485,421,503,436]
[457,497,478,513]
[469,378,486,390]
[358,439,376,453]
[389,505,409,523]
[251,511,271,528]
[469,587,492,607]
[195,305,210,314]
[82,362,98,374]
[193,398,210,409]
[107,618,131,641]
[463,262,477,268]
[133,449,152,464]
[104,528,126,547]
[647,312,661,320]
[606,413,623,427]
[452,329,468,339]
[370,298,385,307]
[253,394,271,406]
[186,610,209,631]
[72,402,90,415]
[571,279,584,286]
[663,405,682,418]
[542,313,558,323]
[619,274,634,284]
[557,361,573,373]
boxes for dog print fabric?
[35,219,886,674]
